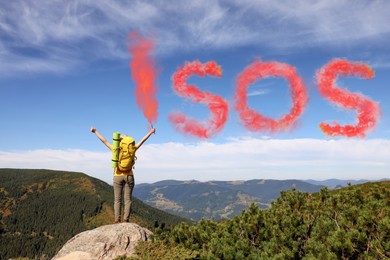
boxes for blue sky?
[0,0,389,184]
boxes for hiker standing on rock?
[91,126,156,223]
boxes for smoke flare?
[316,59,380,137]
[169,60,229,138]
[234,60,308,132]
[127,32,158,124]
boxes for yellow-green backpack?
[117,136,136,171]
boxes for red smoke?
[169,60,229,138]
[316,59,380,137]
[234,60,308,132]
[127,32,158,124]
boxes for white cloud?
[1,0,389,76]
[234,0,390,44]
[1,138,389,184]
[248,89,269,97]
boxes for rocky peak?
[53,223,152,260]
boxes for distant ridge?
[134,179,325,221]
[135,178,387,221]
[304,178,390,187]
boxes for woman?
[91,126,156,223]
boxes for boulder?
[53,223,152,260]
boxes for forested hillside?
[130,181,390,259]
[0,169,191,259]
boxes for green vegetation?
[130,181,389,259]
[0,169,191,259]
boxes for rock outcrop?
[53,223,152,260]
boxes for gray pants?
[113,175,135,222]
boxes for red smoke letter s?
[316,59,380,137]
[169,60,229,138]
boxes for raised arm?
[90,127,112,151]
[135,127,156,150]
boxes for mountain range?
[134,178,387,221]
[134,179,325,221]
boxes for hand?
[150,128,156,134]
[90,127,96,133]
